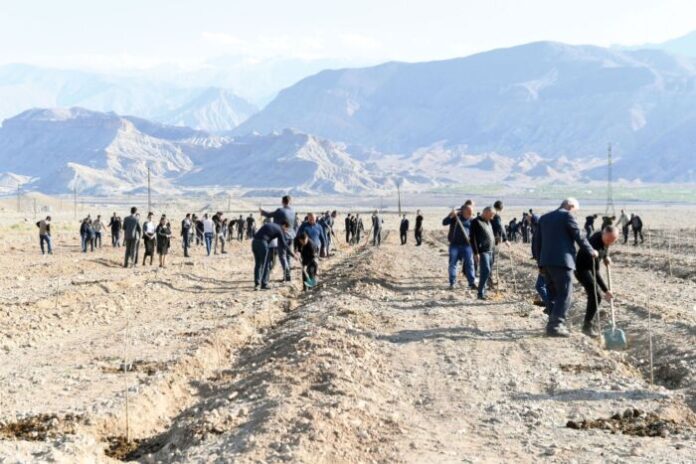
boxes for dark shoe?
[582,324,599,338]
[546,326,571,338]
[261,284,270,290]
[543,307,551,315]
[468,284,477,290]
[533,298,546,307]
[254,284,259,291]
[477,294,488,301]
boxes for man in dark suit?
[533,198,597,337]
[123,206,142,268]
[399,214,409,245]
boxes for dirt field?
[0,200,694,463]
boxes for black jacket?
[491,214,506,243]
[575,232,608,292]
[300,241,317,265]
[470,217,495,254]
[631,216,643,229]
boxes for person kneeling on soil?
[297,232,318,290]
[574,226,618,338]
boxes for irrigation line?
[667,230,673,278]
[646,231,655,386]
[119,296,131,443]
[508,246,518,294]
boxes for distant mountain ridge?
[235,41,696,182]
[0,107,609,195]
[0,108,382,194]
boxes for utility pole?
[396,179,402,216]
[147,165,152,213]
[605,143,615,217]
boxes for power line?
[147,165,152,213]
[605,143,615,217]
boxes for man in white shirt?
[615,209,630,244]
[203,213,215,256]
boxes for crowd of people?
[34,195,648,337]
[440,198,648,338]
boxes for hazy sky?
[2,0,696,70]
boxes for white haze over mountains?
[1,38,696,195]
[0,64,258,134]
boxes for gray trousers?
[124,239,138,267]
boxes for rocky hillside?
[0,108,381,194]
[235,41,696,182]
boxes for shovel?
[300,257,317,289]
[602,260,627,350]
[303,266,317,288]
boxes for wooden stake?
[666,230,672,277]
[647,231,655,386]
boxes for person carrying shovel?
[574,226,618,338]
[297,232,318,290]
[442,204,476,290]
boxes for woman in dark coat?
[156,217,172,268]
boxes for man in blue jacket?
[442,204,476,290]
[297,213,327,255]
[533,198,597,337]
[260,195,296,282]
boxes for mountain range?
[0,107,602,195]
[236,41,696,182]
[0,108,382,195]
[2,39,696,195]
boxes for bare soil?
[0,206,694,463]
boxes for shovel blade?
[304,277,317,288]
[603,327,628,350]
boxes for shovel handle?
[604,259,616,330]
